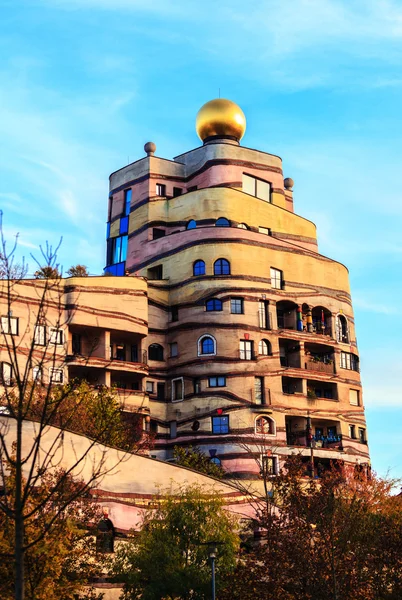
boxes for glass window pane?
[242,174,255,196]
[257,179,271,202]
[120,216,128,235]
[121,235,128,262]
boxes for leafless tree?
[0,213,129,600]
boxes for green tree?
[221,458,402,600]
[173,445,225,478]
[33,266,61,279]
[114,484,240,600]
[67,264,89,277]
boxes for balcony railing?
[305,358,335,374]
[287,433,342,447]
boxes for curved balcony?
[66,354,148,375]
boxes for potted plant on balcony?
[307,388,317,400]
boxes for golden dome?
[196,98,246,142]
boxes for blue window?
[215,217,230,227]
[106,222,111,239]
[124,189,132,216]
[214,259,230,276]
[104,263,125,276]
[193,260,206,276]
[212,416,229,434]
[209,376,226,387]
[107,235,128,266]
[120,216,129,235]
[206,298,223,311]
[200,336,215,355]
[187,220,197,230]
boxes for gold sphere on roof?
[196,98,246,142]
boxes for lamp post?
[201,540,223,600]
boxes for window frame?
[214,258,230,276]
[1,362,13,386]
[270,267,282,290]
[230,298,244,314]
[124,188,132,216]
[239,339,253,360]
[49,328,64,345]
[255,416,275,437]
[156,183,166,197]
[169,342,178,358]
[261,455,279,476]
[34,325,46,346]
[1,316,19,336]
[198,334,217,357]
[258,339,271,356]
[193,260,206,276]
[211,415,229,435]
[171,377,184,403]
[208,376,226,388]
[146,381,154,393]
[49,367,64,384]
[205,298,223,312]
[215,217,230,227]
[242,173,271,203]
[186,219,197,230]
[148,344,164,362]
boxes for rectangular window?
[242,174,271,202]
[72,333,81,355]
[49,368,63,383]
[239,340,253,360]
[146,381,154,393]
[131,344,138,362]
[49,328,64,345]
[349,389,360,406]
[1,316,18,336]
[120,216,129,235]
[106,222,111,239]
[173,187,182,197]
[340,352,359,371]
[258,300,270,329]
[153,228,166,240]
[212,415,229,434]
[147,265,163,280]
[156,183,166,196]
[170,306,179,322]
[157,383,165,400]
[230,298,244,314]
[108,235,128,266]
[349,425,356,439]
[170,342,178,358]
[172,377,184,402]
[1,363,12,386]
[358,428,366,443]
[108,196,113,221]
[261,456,278,476]
[258,226,270,235]
[32,366,42,382]
[170,421,177,439]
[209,376,226,387]
[270,267,282,290]
[124,189,132,216]
[193,378,201,393]
[254,377,264,404]
[34,325,46,346]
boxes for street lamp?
[201,540,224,600]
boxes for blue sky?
[1,0,401,479]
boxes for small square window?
[153,228,166,240]
[146,381,154,393]
[49,368,63,383]
[261,456,278,476]
[49,328,64,345]
[173,187,182,197]
[170,342,178,358]
[1,316,19,336]
[212,415,229,434]
[230,298,244,314]
[156,183,166,196]
[209,376,226,387]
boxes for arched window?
[186,219,197,230]
[198,335,216,356]
[214,259,230,276]
[148,344,164,361]
[206,298,223,312]
[255,416,275,435]
[237,223,249,230]
[193,260,206,276]
[215,217,230,227]
[336,314,349,343]
[258,339,271,356]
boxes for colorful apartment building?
[101,98,370,478]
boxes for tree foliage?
[67,265,89,277]
[220,458,402,600]
[113,484,240,600]
[173,445,225,478]
[0,463,106,600]
[33,266,61,279]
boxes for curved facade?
[105,105,370,479]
